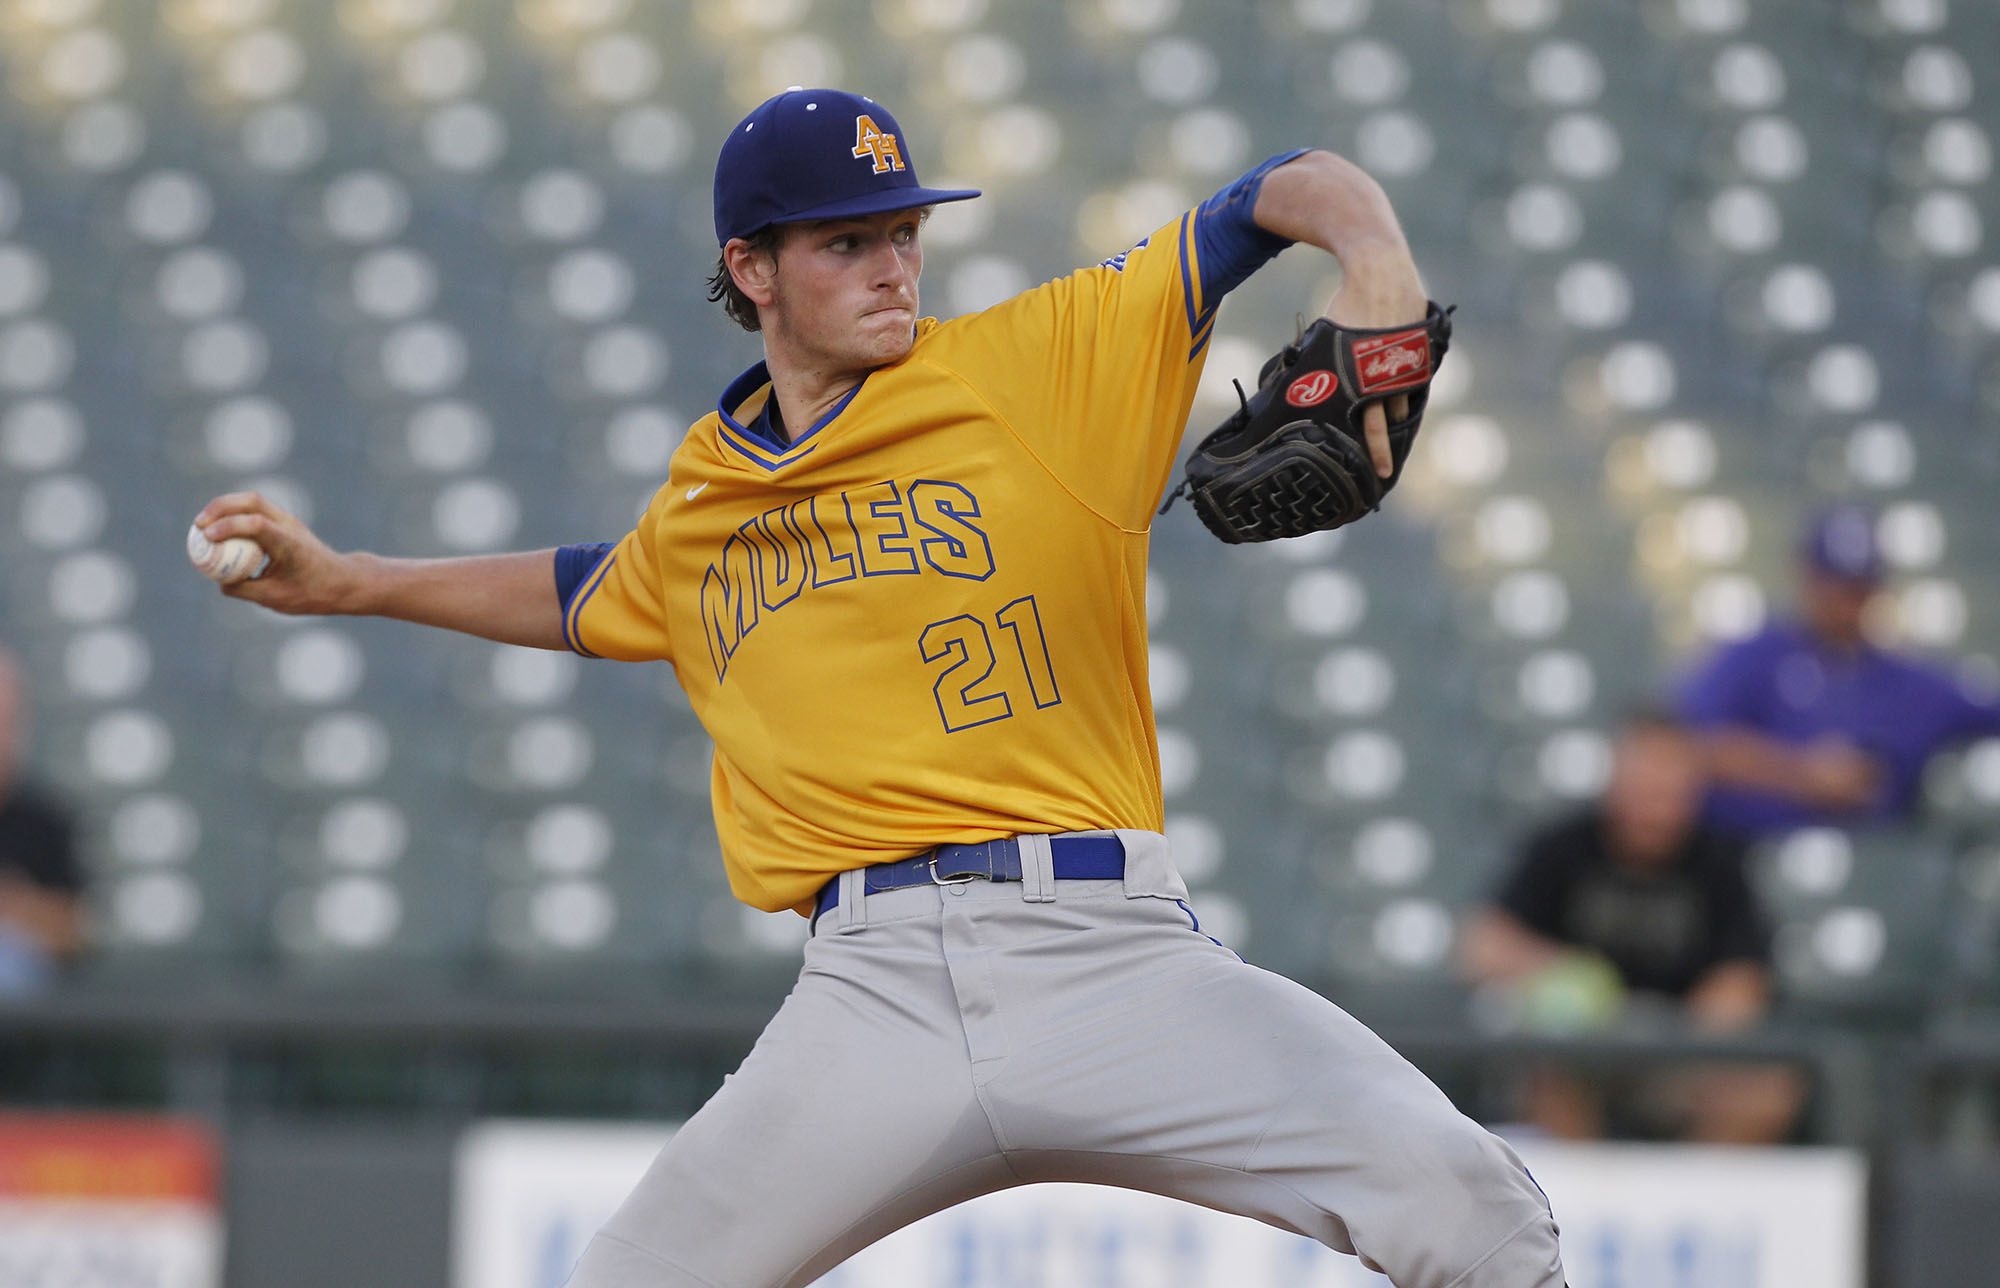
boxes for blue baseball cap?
[712,88,980,245]
[1802,505,1883,583]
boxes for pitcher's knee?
[1406,1117,1563,1287]
[565,1231,722,1288]
[1419,1112,1553,1221]
[1258,1086,1561,1288]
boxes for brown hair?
[706,226,783,333]
[704,207,935,333]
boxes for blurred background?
[0,0,1997,1284]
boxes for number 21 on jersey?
[917,595,1061,733]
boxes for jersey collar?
[714,360,868,472]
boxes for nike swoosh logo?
[685,482,709,500]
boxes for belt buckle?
[928,840,1000,892]
[927,854,980,886]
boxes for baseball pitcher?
[195,89,1565,1288]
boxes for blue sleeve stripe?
[1190,148,1311,305]
[1188,313,1216,362]
[1177,212,1200,341]
[554,541,615,606]
[562,551,619,659]
[1183,211,1221,337]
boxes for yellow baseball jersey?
[562,156,1303,913]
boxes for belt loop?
[1017,834,1056,903]
[1116,829,1189,901]
[832,867,868,934]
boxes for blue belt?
[814,835,1126,917]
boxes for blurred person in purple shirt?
[1675,506,2000,836]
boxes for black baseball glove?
[1161,302,1454,544]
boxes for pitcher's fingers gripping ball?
[1163,302,1453,543]
[185,522,268,584]
[188,490,357,615]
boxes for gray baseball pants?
[566,831,1565,1288]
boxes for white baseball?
[185,522,267,584]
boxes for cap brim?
[767,186,981,229]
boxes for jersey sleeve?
[930,151,1308,529]
[560,486,675,663]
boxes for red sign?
[0,1114,218,1200]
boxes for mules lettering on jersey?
[700,478,995,682]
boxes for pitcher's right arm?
[193,490,567,651]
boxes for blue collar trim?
[719,432,818,472]
[714,360,868,468]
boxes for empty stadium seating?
[0,0,1992,1037]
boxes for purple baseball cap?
[1802,505,1883,583]
[712,88,981,245]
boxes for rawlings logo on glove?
[1355,329,1432,391]
[1161,303,1453,544]
[1287,371,1337,406]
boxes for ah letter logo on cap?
[851,115,905,174]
